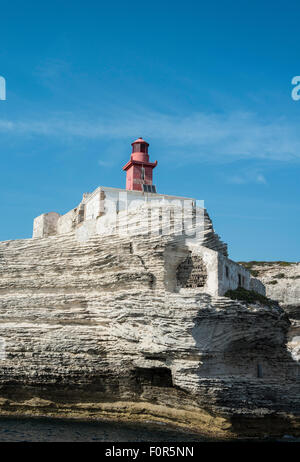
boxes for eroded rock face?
[0,235,299,437]
[241,262,300,363]
[176,253,207,288]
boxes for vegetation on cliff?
[225,286,278,308]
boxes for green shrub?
[238,261,267,269]
[268,280,278,285]
[238,261,295,269]
[224,286,278,308]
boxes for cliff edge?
[240,261,300,364]
[0,230,299,438]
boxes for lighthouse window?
[143,184,156,194]
[142,184,157,193]
[141,167,145,180]
[225,265,229,278]
[133,143,146,153]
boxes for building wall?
[99,187,194,213]
[125,164,155,191]
[179,245,251,297]
[180,246,219,296]
[178,244,265,297]
[32,187,195,239]
[31,186,265,298]
[218,253,251,295]
[94,188,197,239]
[57,209,76,235]
[85,191,102,220]
[33,212,60,239]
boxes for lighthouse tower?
[122,137,157,192]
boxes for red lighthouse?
[122,138,157,192]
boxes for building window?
[133,143,146,153]
[257,363,263,378]
[225,265,229,278]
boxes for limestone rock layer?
[0,233,299,436]
[243,262,300,363]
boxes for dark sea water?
[0,417,298,442]
[0,417,206,442]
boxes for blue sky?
[0,0,299,261]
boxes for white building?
[32,139,265,298]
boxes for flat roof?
[84,185,196,203]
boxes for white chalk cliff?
[241,262,300,364]
[0,202,299,437]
